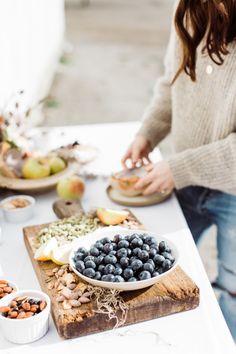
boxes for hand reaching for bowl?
[135,161,175,195]
[121,135,152,168]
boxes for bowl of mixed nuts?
[0,279,19,299]
[0,289,50,343]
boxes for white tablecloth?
[0,122,235,354]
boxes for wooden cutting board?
[23,200,199,339]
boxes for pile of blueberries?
[73,233,175,283]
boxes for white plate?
[69,227,179,291]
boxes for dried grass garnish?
[88,286,129,328]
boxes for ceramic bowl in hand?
[110,167,147,197]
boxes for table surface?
[0,122,235,354]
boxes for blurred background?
[0,0,216,290]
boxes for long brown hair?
[173,0,236,82]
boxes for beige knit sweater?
[138,9,236,195]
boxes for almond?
[0,280,8,284]
[39,301,46,311]
[30,305,38,313]
[25,312,34,318]
[3,287,12,293]
[17,312,26,319]
[0,306,10,313]
[10,311,18,318]
[22,302,31,311]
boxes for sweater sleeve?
[168,132,236,194]
[137,17,176,148]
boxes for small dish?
[69,227,179,291]
[0,280,19,298]
[110,167,147,197]
[0,195,35,223]
[0,289,51,344]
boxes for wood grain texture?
[23,211,199,339]
[53,199,84,218]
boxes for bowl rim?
[69,228,179,291]
[0,195,35,212]
[0,289,51,322]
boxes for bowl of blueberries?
[69,228,179,291]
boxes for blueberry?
[130,256,138,263]
[95,241,104,251]
[102,274,115,282]
[104,264,116,275]
[84,255,95,263]
[75,260,85,273]
[113,234,121,242]
[127,248,132,257]
[94,255,104,265]
[114,275,125,282]
[133,247,142,256]
[111,242,118,251]
[117,248,128,258]
[145,237,156,246]
[74,252,85,261]
[149,248,158,258]
[152,271,160,277]
[118,240,129,249]
[120,257,129,268]
[162,252,175,263]
[139,270,151,280]
[162,259,172,270]
[142,244,150,252]
[90,247,100,257]
[150,243,158,250]
[131,259,143,271]
[153,254,165,265]
[77,247,89,256]
[143,262,154,273]
[131,237,143,248]
[123,268,134,280]
[83,268,95,278]
[85,260,96,269]
[140,234,147,242]
[159,241,168,253]
[157,267,165,274]
[98,264,105,274]
[147,259,155,268]
[138,250,149,262]
[128,277,137,282]
[94,271,102,280]
[104,254,117,265]
[103,243,113,254]
[114,265,123,275]
[130,233,139,240]
[101,237,111,244]
[109,250,117,256]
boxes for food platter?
[107,185,171,207]
[69,227,179,291]
[0,161,78,193]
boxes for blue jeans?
[176,186,236,340]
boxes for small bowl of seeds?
[0,279,19,299]
[0,289,50,343]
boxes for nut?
[69,300,81,308]
[0,306,11,312]
[39,301,46,311]
[9,311,18,318]
[17,312,26,319]
[79,296,90,304]
[22,302,31,311]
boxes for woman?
[122,0,236,340]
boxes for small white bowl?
[69,228,179,291]
[0,289,51,344]
[0,280,19,297]
[0,195,35,223]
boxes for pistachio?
[69,300,81,308]
[56,295,65,302]
[79,296,90,304]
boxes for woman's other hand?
[121,135,152,168]
[135,161,175,195]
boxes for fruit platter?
[21,203,199,339]
[0,141,79,192]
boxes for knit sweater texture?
[138,7,236,195]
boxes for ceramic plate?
[107,186,171,207]
[69,227,179,291]
[0,161,78,192]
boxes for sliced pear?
[34,238,58,261]
[96,207,129,226]
[50,243,73,265]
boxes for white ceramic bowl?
[69,227,179,291]
[0,289,51,344]
[0,280,19,297]
[0,195,35,223]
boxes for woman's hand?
[135,161,175,195]
[121,135,152,168]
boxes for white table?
[0,122,235,354]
